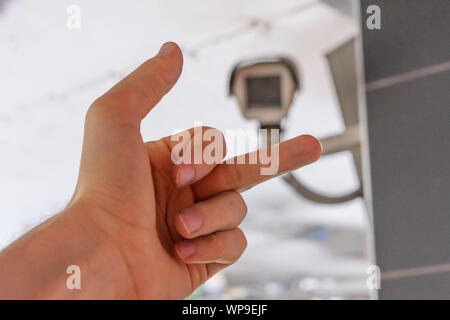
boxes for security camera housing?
[229,57,300,125]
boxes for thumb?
[89,41,183,126]
[75,42,182,206]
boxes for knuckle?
[233,192,247,217]
[153,64,174,92]
[230,229,247,262]
[87,96,137,126]
[236,228,248,252]
[86,99,105,119]
[210,233,224,255]
[224,191,247,224]
[86,99,114,124]
[130,83,154,108]
[224,166,242,190]
[201,127,227,161]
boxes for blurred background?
[0,0,373,299]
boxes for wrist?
[60,199,138,299]
[0,198,137,299]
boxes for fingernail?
[319,141,323,153]
[176,165,195,187]
[179,208,203,234]
[158,42,174,56]
[176,241,196,259]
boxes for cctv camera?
[229,57,300,125]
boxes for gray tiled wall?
[360,0,450,299]
[361,0,450,82]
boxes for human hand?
[68,42,322,299]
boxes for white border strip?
[353,0,378,300]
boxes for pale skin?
[0,42,322,299]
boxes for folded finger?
[174,228,247,264]
[174,191,247,239]
[160,126,226,187]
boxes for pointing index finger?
[192,134,322,200]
